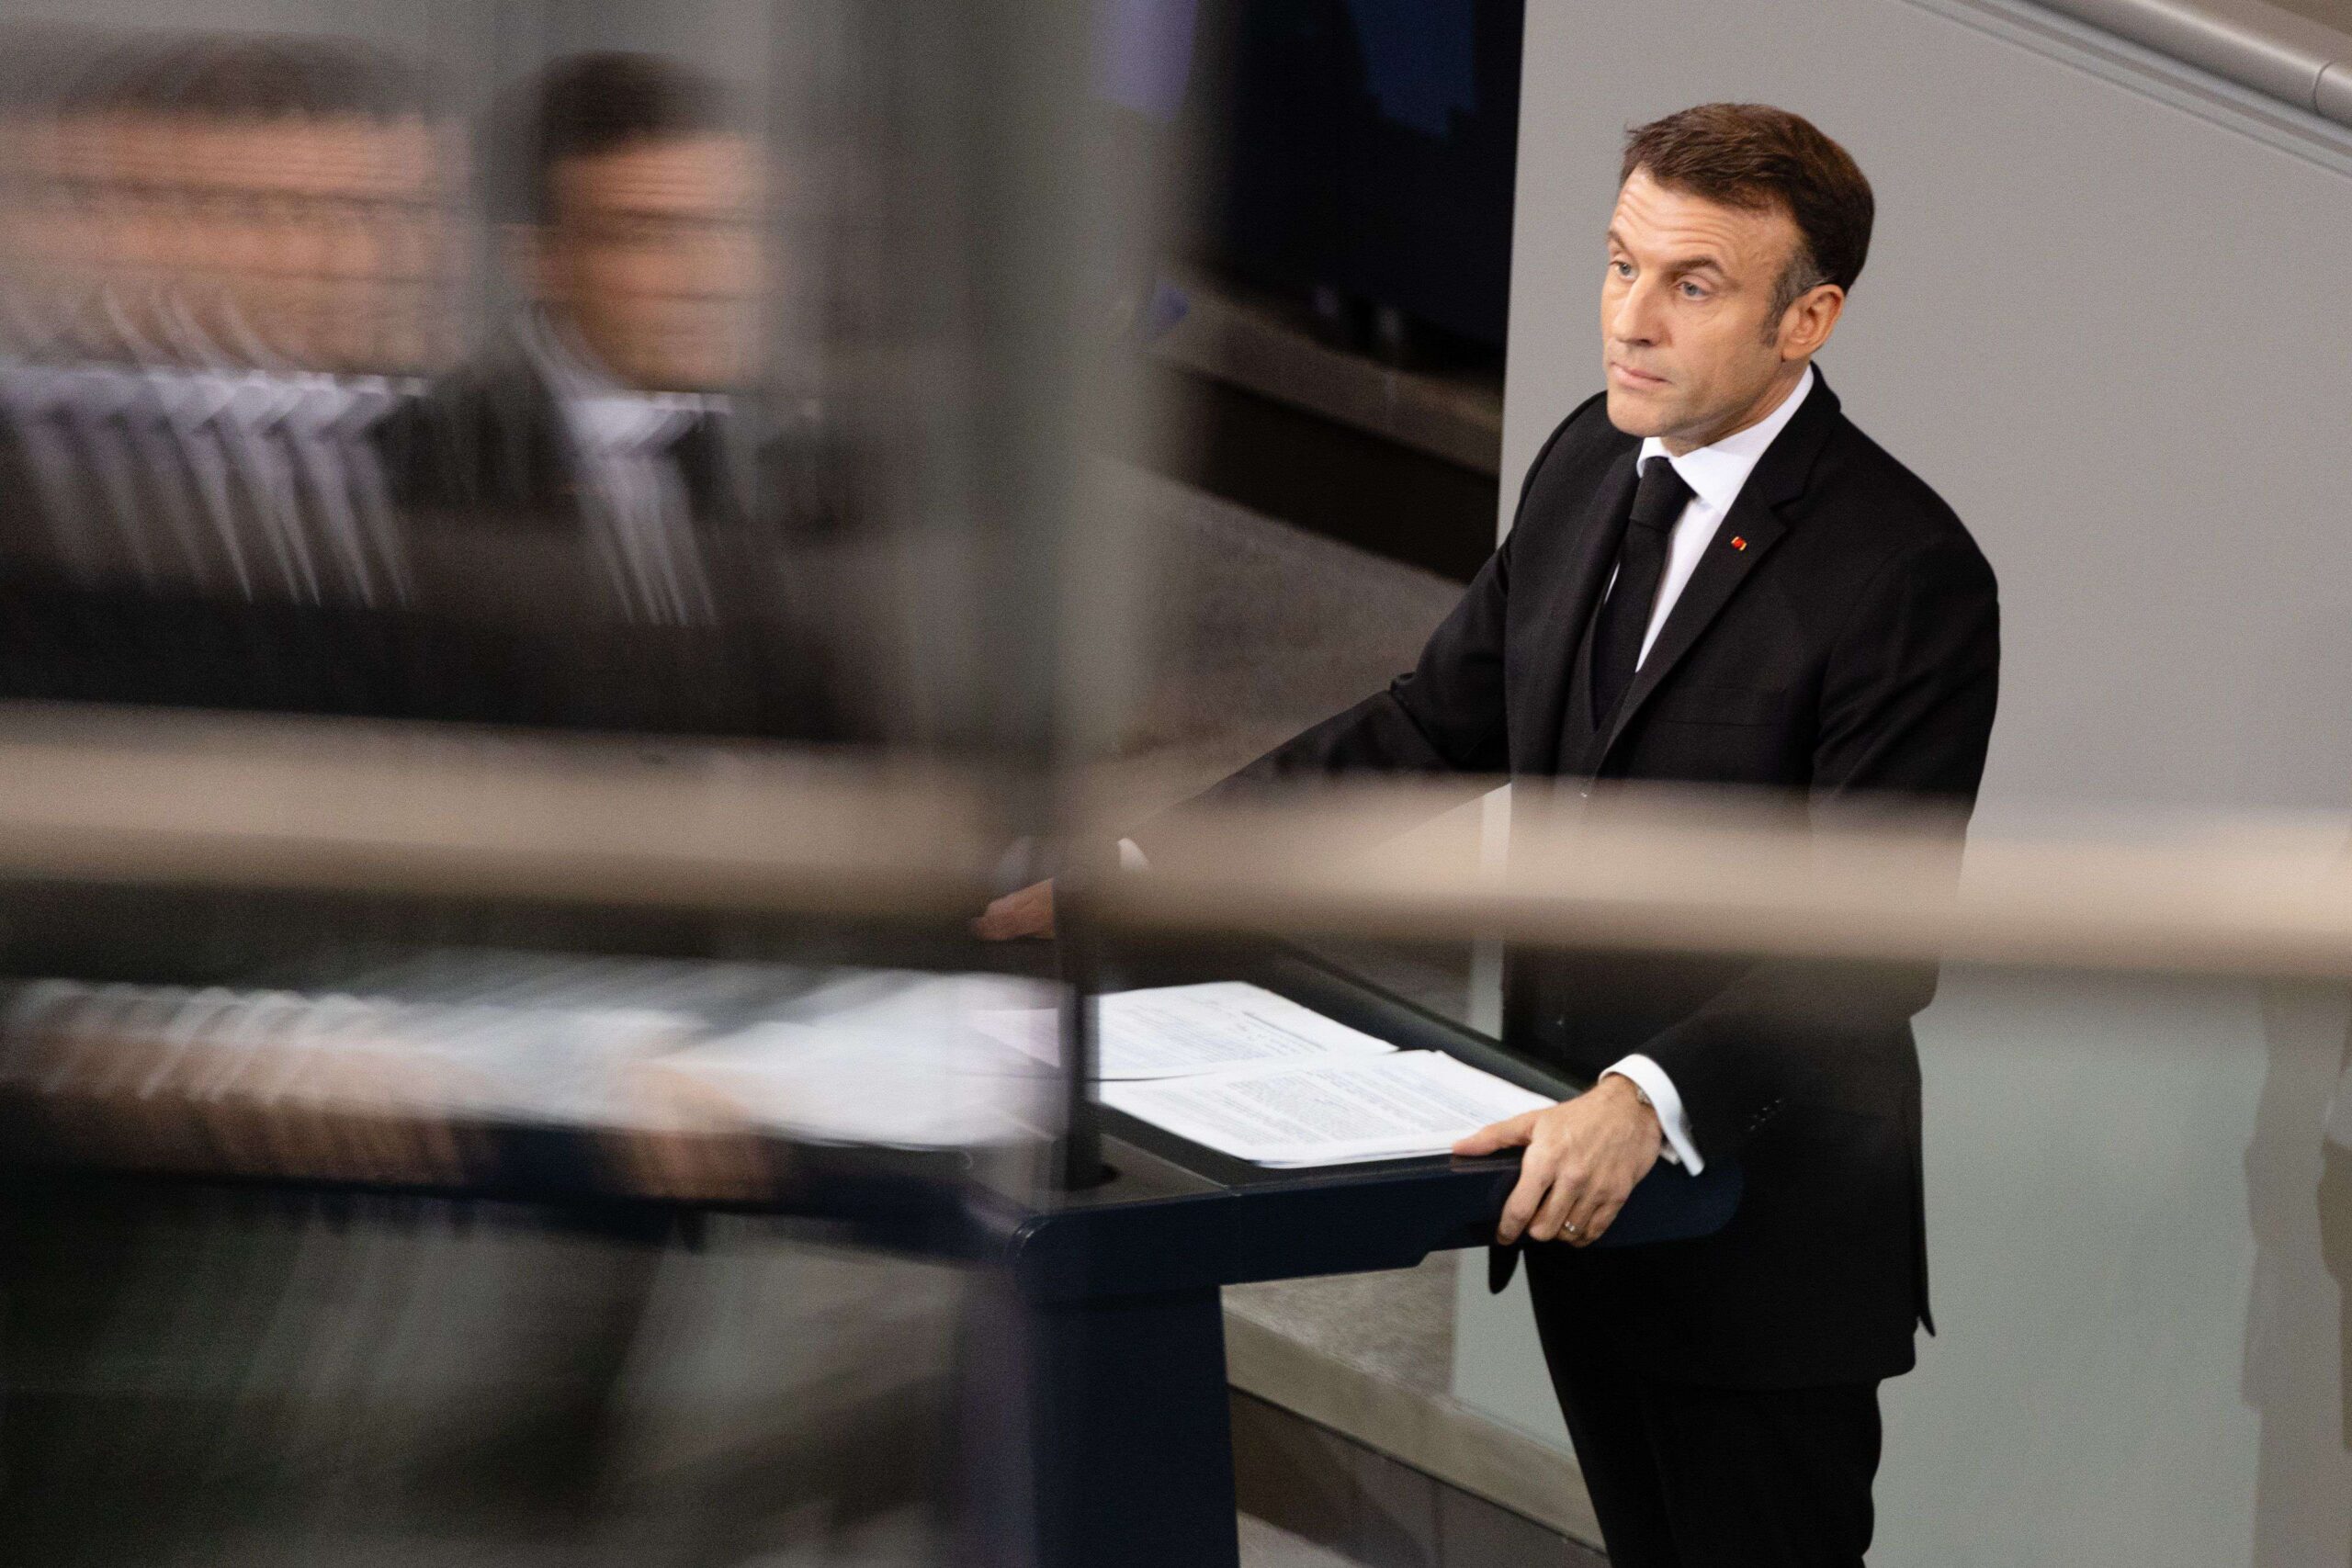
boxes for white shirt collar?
[1637,363,1815,513]
[519,309,714,456]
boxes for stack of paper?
[652,976,1434,1155]
[972,980,1398,1079]
[1100,1049,1553,1167]
[1,964,1545,1166]
[975,978,1555,1168]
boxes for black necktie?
[1589,455,1694,724]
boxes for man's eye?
[1679,279,1708,299]
[1609,259,1634,279]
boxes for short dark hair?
[514,51,735,225]
[1621,104,1873,322]
[71,32,431,125]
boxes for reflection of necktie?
[178,403,277,599]
[576,399,713,625]
[74,368,198,588]
[216,378,321,602]
[136,390,253,596]
[279,379,411,607]
[1589,456,1695,723]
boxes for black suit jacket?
[1148,372,2000,1387]
[0,379,420,716]
[395,349,859,739]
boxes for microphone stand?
[1051,845,1109,1191]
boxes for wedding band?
[1563,1221,1580,1237]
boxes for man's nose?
[1608,277,1664,345]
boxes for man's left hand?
[1453,1076,1663,1247]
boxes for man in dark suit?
[983,103,1999,1565]
[405,51,851,737]
[0,32,458,715]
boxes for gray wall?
[1454,1,2352,1560]
[1495,0,2352,819]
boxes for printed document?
[1100,1049,1554,1167]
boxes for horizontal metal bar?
[1084,782,2352,983]
[0,704,1004,918]
[2318,57,2352,117]
[6,707,2352,984]
[2035,0,2352,122]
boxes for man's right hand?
[974,879,1057,941]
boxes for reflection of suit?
[0,361,424,714]
[401,337,855,739]
[1148,374,1998,1560]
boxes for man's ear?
[1780,283,1845,362]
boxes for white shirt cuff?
[1117,838,1150,873]
[1602,1054,1703,1173]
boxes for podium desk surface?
[971,944,1740,1303]
[0,940,1737,1280]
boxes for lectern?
[0,936,1736,1568]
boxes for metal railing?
[2028,0,2352,123]
[5,705,2348,986]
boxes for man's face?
[1600,168,1812,453]
[539,133,763,392]
[168,113,456,373]
[0,111,95,340]
[35,108,456,372]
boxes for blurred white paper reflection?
[640,965,1058,1150]
[646,1020,1051,1151]
[0,965,1061,1163]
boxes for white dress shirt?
[1600,364,1815,1173]
[521,311,721,626]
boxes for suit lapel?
[674,412,738,529]
[1596,372,1843,762]
[1518,446,1637,772]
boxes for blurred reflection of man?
[984,105,2000,1566]
[416,51,843,734]
[525,57,762,402]
[0,33,458,709]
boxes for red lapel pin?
[1730,536,1748,551]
